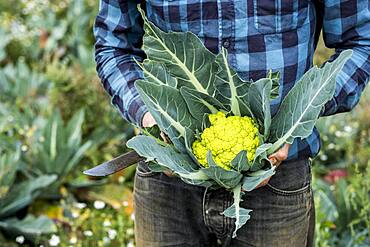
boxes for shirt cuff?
[320,98,338,117]
[128,101,148,128]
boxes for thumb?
[142,112,157,128]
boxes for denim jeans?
[133,158,315,247]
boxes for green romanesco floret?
[192,111,259,170]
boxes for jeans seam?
[224,191,234,241]
[266,182,311,196]
[218,191,228,238]
[202,186,212,233]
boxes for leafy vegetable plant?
[127,6,352,237]
[0,144,57,241]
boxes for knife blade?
[83,150,145,177]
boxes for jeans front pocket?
[266,158,312,196]
[253,0,310,34]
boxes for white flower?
[344,125,353,133]
[118,176,125,183]
[83,230,93,237]
[49,234,60,246]
[108,229,117,239]
[122,201,129,207]
[73,202,87,209]
[335,131,343,137]
[328,143,336,149]
[320,154,328,161]
[103,236,110,245]
[130,213,135,221]
[126,228,134,236]
[72,211,79,218]
[15,235,25,244]
[70,236,77,244]
[21,145,28,152]
[94,200,106,209]
[38,136,45,142]
[127,241,135,247]
[103,220,111,227]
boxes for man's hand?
[254,143,291,189]
[141,112,173,176]
[142,112,169,142]
[142,112,157,128]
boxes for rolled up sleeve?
[319,0,370,116]
[94,0,148,127]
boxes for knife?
[83,150,144,177]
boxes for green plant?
[44,58,135,175]
[124,7,352,237]
[0,0,97,65]
[0,143,57,242]
[0,59,49,114]
[314,164,370,246]
[0,28,11,62]
[314,86,370,174]
[24,110,92,196]
[45,58,132,137]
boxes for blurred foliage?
[0,142,57,241]
[312,41,370,246]
[314,164,370,247]
[0,0,136,245]
[0,0,369,246]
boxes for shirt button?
[222,39,230,48]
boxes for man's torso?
[142,0,321,160]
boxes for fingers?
[142,112,170,143]
[255,177,271,189]
[268,143,291,167]
[142,112,157,128]
[160,131,170,143]
[163,170,175,177]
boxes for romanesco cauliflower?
[192,111,259,170]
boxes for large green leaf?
[137,6,218,97]
[241,166,276,191]
[136,59,178,88]
[248,78,272,139]
[184,127,203,166]
[250,143,273,171]
[267,70,280,100]
[127,135,211,186]
[0,147,20,199]
[66,109,84,148]
[230,150,250,172]
[32,110,91,178]
[201,151,243,189]
[268,50,352,153]
[180,87,225,121]
[222,184,252,237]
[0,215,56,240]
[135,80,199,152]
[0,175,57,218]
[214,47,252,117]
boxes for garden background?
[0,0,369,246]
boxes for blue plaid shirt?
[94,0,370,161]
